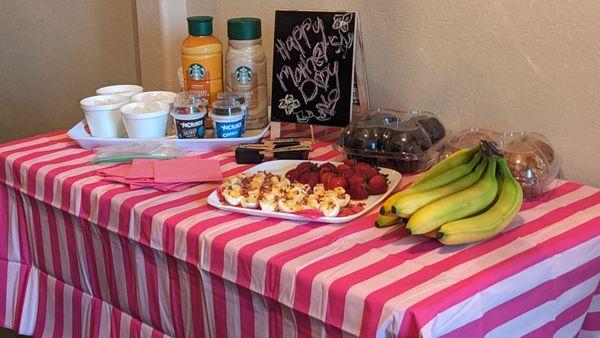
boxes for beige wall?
[186,0,600,186]
[0,0,139,142]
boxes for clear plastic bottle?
[225,18,268,130]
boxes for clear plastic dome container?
[444,129,560,199]
[337,109,448,173]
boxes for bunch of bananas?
[376,141,523,245]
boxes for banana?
[392,155,487,217]
[380,149,480,215]
[406,157,498,235]
[410,146,479,187]
[437,157,523,245]
[375,213,403,228]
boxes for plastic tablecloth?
[0,126,598,337]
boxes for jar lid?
[217,91,246,105]
[187,16,213,36]
[227,18,261,40]
[211,99,243,116]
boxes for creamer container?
[209,99,244,138]
[225,18,268,130]
[217,91,248,136]
[182,16,223,108]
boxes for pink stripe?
[140,245,163,331]
[210,273,229,337]
[266,296,283,338]
[237,285,255,338]
[326,187,598,331]
[521,181,582,210]
[98,227,121,310]
[129,315,142,338]
[44,203,64,279]
[391,193,600,337]
[166,255,185,338]
[13,264,30,331]
[33,272,48,337]
[0,185,9,261]
[294,309,311,338]
[79,181,122,220]
[61,215,82,292]
[89,298,102,338]
[109,308,122,338]
[442,256,600,337]
[118,235,140,320]
[185,213,245,266]
[39,154,94,202]
[522,291,597,337]
[116,190,165,236]
[7,141,76,189]
[28,197,47,271]
[187,265,205,337]
[80,219,102,297]
[293,215,405,314]
[51,280,65,338]
[209,218,283,277]
[581,312,600,331]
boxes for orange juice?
[182,16,223,106]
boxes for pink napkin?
[96,156,222,192]
[154,157,222,183]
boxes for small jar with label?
[217,91,248,136]
[171,92,208,139]
[209,99,244,138]
[225,18,268,130]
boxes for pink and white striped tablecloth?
[0,126,599,337]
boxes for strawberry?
[336,164,354,178]
[344,159,358,166]
[367,174,388,195]
[320,171,336,187]
[319,162,336,173]
[354,163,379,178]
[327,175,349,190]
[348,173,366,186]
[348,184,369,200]
[285,168,301,182]
[299,171,320,187]
[296,162,317,174]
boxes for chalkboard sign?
[271,10,360,128]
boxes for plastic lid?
[187,16,213,36]
[217,91,246,105]
[227,18,261,40]
[211,99,243,116]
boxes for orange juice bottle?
[182,16,223,107]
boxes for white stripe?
[421,237,600,336]
[74,217,93,296]
[54,210,73,285]
[3,261,21,327]
[119,312,132,338]
[42,276,57,337]
[90,224,110,301]
[80,286,92,338]
[579,329,600,338]
[173,210,222,261]
[281,302,298,338]
[224,279,242,338]
[177,263,195,338]
[375,203,600,338]
[23,147,85,193]
[487,276,599,338]
[252,291,269,338]
[6,187,20,262]
[18,268,38,335]
[587,294,600,312]
[62,284,74,338]
[556,312,588,338]
[0,133,65,153]
[109,231,131,315]
[4,142,74,186]
[98,301,112,338]
[133,244,151,327]
[200,270,216,336]
[37,203,56,276]
[39,153,96,202]
[154,250,174,336]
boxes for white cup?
[96,84,143,98]
[120,101,170,139]
[132,91,177,105]
[80,95,130,138]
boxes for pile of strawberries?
[285,160,389,200]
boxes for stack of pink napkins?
[97,156,222,192]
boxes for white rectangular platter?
[207,160,402,224]
[67,120,269,152]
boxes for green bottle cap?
[227,18,261,40]
[187,16,213,36]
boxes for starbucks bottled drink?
[225,18,268,129]
[181,16,223,107]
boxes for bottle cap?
[187,16,213,36]
[227,18,261,40]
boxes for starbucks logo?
[235,66,253,84]
[188,63,205,80]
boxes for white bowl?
[120,101,170,139]
[96,84,143,98]
[80,95,130,138]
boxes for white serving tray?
[207,160,402,224]
[67,120,269,152]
